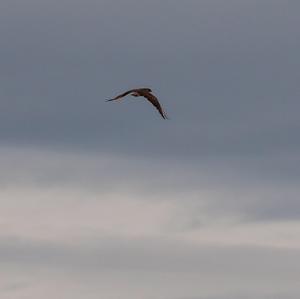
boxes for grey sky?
[1,0,300,155]
[1,0,300,298]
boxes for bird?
[106,88,168,119]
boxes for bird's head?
[146,88,152,92]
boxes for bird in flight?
[106,88,168,119]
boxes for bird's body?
[106,88,168,119]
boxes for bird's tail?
[162,109,169,120]
[105,98,116,102]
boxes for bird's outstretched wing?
[141,91,168,119]
[106,89,136,101]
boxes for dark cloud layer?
[1,236,300,274]
[1,0,300,159]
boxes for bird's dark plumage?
[106,88,168,119]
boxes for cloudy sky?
[1,0,300,298]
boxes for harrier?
[106,88,168,119]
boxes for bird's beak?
[105,99,114,102]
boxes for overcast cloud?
[1,0,300,298]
